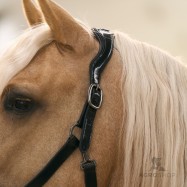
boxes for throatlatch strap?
[25,135,79,187]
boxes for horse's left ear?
[23,0,43,26]
[37,0,92,53]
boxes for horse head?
[0,0,124,186]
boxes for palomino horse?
[0,0,186,186]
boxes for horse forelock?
[0,24,53,96]
[114,31,187,186]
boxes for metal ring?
[69,123,78,137]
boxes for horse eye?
[14,98,33,111]
[4,96,34,114]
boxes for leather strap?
[25,135,79,187]
[79,89,101,152]
[82,160,97,187]
[90,28,114,84]
[79,29,114,153]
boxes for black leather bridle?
[25,28,114,187]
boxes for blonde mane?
[114,31,187,186]
[0,24,187,186]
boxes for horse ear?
[37,0,91,53]
[23,0,43,26]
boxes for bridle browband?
[25,28,114,187]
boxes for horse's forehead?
[6,41,96,103]
[9,43,78,90]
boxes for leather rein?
[25,28,114,187]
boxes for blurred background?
[0,0,187,62]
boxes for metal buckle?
[88,84,103,109]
